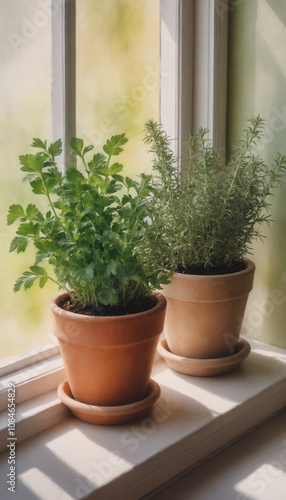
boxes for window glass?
[0,0,54,360]
[76,0,160,176]
[0,0,160,361]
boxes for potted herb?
[144,116,286,376]
[7,134,170,424]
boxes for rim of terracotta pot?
[162,258,255,302]
[51,290,166,321]
[50,290,167,346]
[172,257,254,279]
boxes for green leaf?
[83,145,94,155]
[105,180,122,194]
[98,288,118,306]
[82,264,95,282]
[103,134,128,157]
[73,263,94,283]
[53,201,63,211]
[106,261,119,277]
[9,236,29,253]
[7,204,25,225]
[31,138,47,150]
[17,221,38,237]
[48,139,62,158]
[66,168,85,183]
[70,138,84,156]
[39,275,49,288]
[95,165,106,176]
[141,188,152,197]
[34,239,59,256]
[13,266,48,292]
[45,176,58,192]
[26,203,37,220]
[112,174,124,184]
[124,177,135,189]
[35,252,52,264]
[30,178,45,195]
[121,194,131,206]
[19,154,44,174]
[139,172,152,184]
[108,163,123,176]
[30,265,48,274]
[89,173,104,188]
[88,153,106,175]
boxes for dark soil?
[176,260,247,276]
[59,295,157,317]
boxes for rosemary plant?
[7,134,170,313]
[144,116,286,274]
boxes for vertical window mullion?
[160,0,228,156]
[178,0,194,154]
[160,0,194,158]
[51,0,76,173]
[160,0,181,156]
[192,0,228,151]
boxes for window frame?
[160,0,228,157]
[0,0,229,413]
[51,0,76,173]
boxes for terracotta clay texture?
[157,338,251,376]
[160,259,255,359]
[57,379,161,425]
[51,292,166,406]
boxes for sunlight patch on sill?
[249,347,286,363]
[45,427,133,466]
[45,428,133,489]
[235,462,286,500]
[19,468,74,500]
[154,363,254,414]
[18,391,60,418]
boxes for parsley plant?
[8,134,171,309]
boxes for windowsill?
[147,407,286,499]
[0,337,286,500]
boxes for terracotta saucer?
[57,379,161,425]
[157,338,251,376]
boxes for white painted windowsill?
[0,337,286,500]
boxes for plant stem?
[39,172,65,232]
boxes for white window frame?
[161,0,228,157]
[52,0,76,173]
[0,0,229,423]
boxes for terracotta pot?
[51,292,166,406]
[160,258,255,359]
